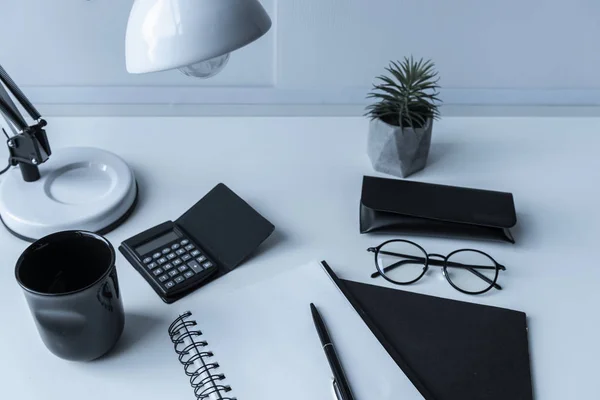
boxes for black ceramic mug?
[15,231,125,361]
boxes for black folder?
[323,262,534,400]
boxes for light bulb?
[178,53,230,78]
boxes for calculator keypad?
[187,260,203,273]
[140,236,217,294]
[184,271,195,279]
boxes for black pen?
[310,303,355,400]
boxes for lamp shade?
[126,0,272,74]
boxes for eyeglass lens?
[376,241,427,284]
[445,250,498,293]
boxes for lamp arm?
[0,65,41,121]
[0,64,51,182]
[0,84,28,131]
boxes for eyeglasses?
[367,239,506,295]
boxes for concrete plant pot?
[367,118,433,178]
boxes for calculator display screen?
[135,231,180,256]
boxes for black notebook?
[324,263,534,400]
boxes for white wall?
[1,0,600,115]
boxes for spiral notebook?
[167,261,424,399]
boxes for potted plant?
[365,57,441,178]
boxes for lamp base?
[0,147,138,242]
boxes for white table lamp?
[0,0,271,241]
[125,0,272,77]
[0,65,138,241]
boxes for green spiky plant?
[366,57,441,129]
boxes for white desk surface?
[1,116,598,399]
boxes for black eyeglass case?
[360,176,517,243]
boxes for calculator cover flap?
[176,183,274,272]
[334,276,534,400]
[360,176,517,242]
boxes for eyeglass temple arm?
[369,250,503,290]
[371,250,505,271]
[371,259,500,289]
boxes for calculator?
[120,221,218,303]
[119,183,275,303]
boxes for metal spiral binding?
[168,312,236,400]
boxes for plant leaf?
[366,56,441,123]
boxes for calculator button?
[188,260,203,273]
[176,249,186,256]
[171,243,180,250]
[184,244,195,251]
[164,281,175,289]
[168,270,179,277]
[202,262,213,269]
[178,265,189,272]
[143,257,153,264]
[167,253,177,260]
[163,263,173,271]
[153,268,164,276]
[180,239,189,246]
[184,271,195,279]
[162,248,171,254]
[157,257,167,264]
[172,259,182,266]
[174,276,185,284]
[153,252,161,259]
[196,256,206,263]
[147,262,157,269]
[181,254,192,262]
[158,274,169,283]
[191,250,201,257]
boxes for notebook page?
[189,261,424,400]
